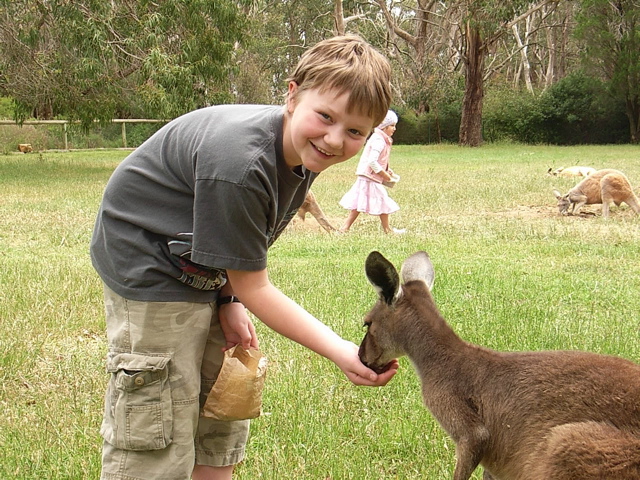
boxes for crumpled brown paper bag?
[202,345,268,421]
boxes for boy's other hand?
[219,302,259,351]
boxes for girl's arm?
[225,268,398,387]
[364,136,385,173]
[363,135,392,181]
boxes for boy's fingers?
[374,365,398,386]
[363,360,399,386]
[248,323,259,349]
[240,328,252,349]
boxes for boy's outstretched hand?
[337,340,399,386]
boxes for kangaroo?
[553,168,640,218]
[359,250,640,480]
[296,190,337,233]
[547,166,596,177]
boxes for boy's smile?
[283,82,374,173]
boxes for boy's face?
[283,82,374,173]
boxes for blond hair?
[287,35,392,128]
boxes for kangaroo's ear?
[401,251,435,291]
[365,251,400,305]
[552,189,563,199]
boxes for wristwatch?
[217,295,242,307]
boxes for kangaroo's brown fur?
[359,251,640,480]
[296,190,337,233]
[553,168,640,217]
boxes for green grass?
[1,144,639,479]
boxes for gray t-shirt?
[91,104,317,302]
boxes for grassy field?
[1,144,639,479]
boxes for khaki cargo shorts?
[100,285,250,480]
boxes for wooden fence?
[0,118,166,150]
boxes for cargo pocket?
[100,352,173,451]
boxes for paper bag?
[382,173,400,188]
[202,345,268,421]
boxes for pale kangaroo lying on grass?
[359,250,640,480]
[553,168,640,218]
[547,166,596,177]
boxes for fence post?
[63,122,68,150]
[121,122,127,148]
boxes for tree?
[231,0,338,105]
[0,0,249,124]
[575,0,640,143]
[370,0,557,146]
[232,0,376,105]
[374,0,460,115]
[453,0,553,146]
[334,0,370,35]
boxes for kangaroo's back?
[573,168,619,201]
[481,350,640,479]
[601,172,640,212]
[528,421,640,480]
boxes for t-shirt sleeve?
[190,178,270,272]
[363,135,386,172]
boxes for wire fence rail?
[0,118,167,151]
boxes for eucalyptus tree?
[504,1,577,92]
[372,0,560,146]
[232,0,337,105]
[371,0,464,145]
[0,0,249,124]
[575,0,640,143]
[450,0,558,146]
[334,0,372,34]
[232,0,380,105]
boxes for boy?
[91,34,398,480]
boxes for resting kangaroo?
[359,250,640,480]
[553,168,640,218]
[547,166,596,177]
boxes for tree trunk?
[512,23,533,93]
[544,22,556,90]
[627,97,640,144]
[334,0,345,35]
[459,23,485,147]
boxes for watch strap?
[217,295,242,306]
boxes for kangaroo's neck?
[396,288,481,382]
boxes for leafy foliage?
[232,0,339,105]
[0,0,249,126]
[483,88,546,144]
[538,72,625,144]
[574,0,640,142]
[481,74,628,144]
[0,1,636,143]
